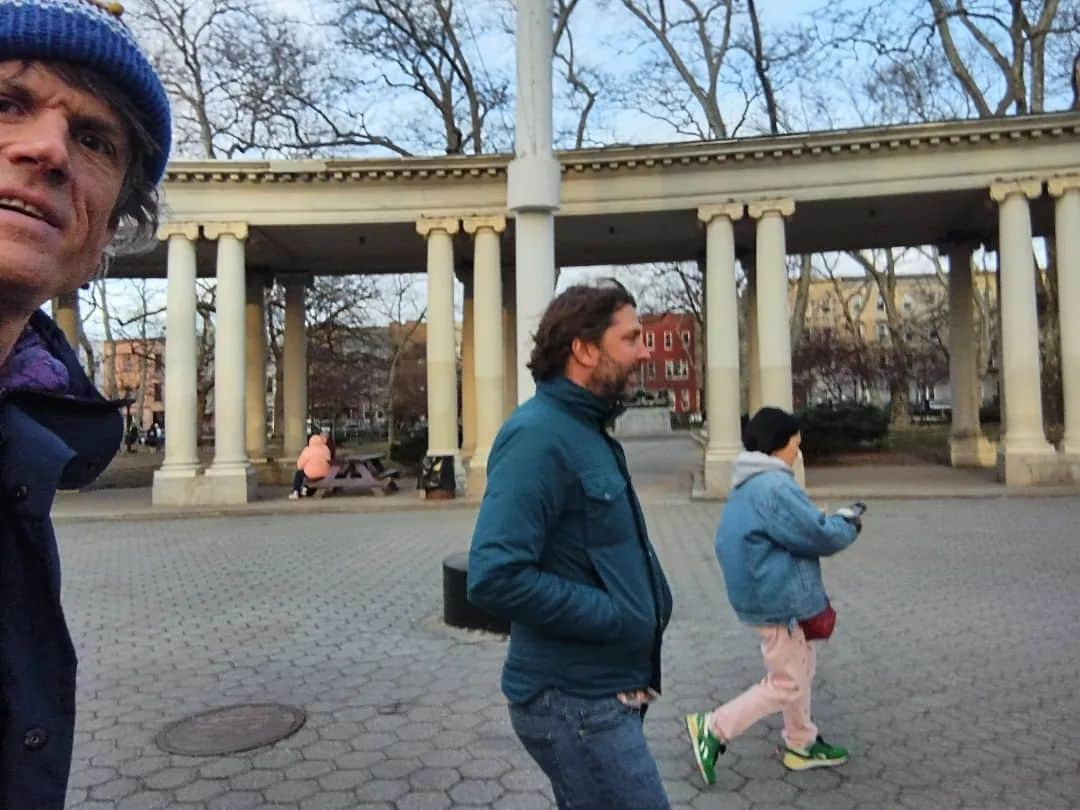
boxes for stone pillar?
[53,290,80,352]
[461,273,476,462]
[699,204,745,496]
[990,180,1058,484]
[502,265,518,420]
[203,223,256,502]
[153,223,202,506]
[1049,177,1080,474]
[744,258,762,415]
[510,0,560,403]
[465,216,507,495]
[417,218,461,471]
[947,242,995,467]
[281,274,309,461]
[245,272,269,463]
[749,199,796,412]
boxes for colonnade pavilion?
[47,107,1079,507]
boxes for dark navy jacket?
[468,377,673,705]
[0,311,122,808]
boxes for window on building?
[647,361,656,379]
[676,359,689,378]
[902,296,914,314]
[877,323,889,342]
[820,298,831,314]
[681,330,691,349]
[850,296,862,316]
[664,331,673,350]
[664,360,674,379]
[645,331,654,349]
[681,389,691,410]
[877,296,886,312]
[153,383,162,401]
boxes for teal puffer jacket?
[468,377,673,705]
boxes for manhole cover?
[156,703,306,756]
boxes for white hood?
[731,451,794,489]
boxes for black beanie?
[743,407,800,455]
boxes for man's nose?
[7,112,71,184]
[637,342,652,361]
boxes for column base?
[949,434,997,468]
[996,440,1067,485]
[201,463,258,504]
[1063,454,1080,485]
[466,460,488,499]
[701,448,739,497]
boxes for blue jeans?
[508,689,670,810]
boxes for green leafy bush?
[796,403,889,456]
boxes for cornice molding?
[163,112,1080,186]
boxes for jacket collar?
[536,376,625,429]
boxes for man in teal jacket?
[469,282,674,809]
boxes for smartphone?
[850,502,867,517]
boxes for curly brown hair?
[527,281,637,382]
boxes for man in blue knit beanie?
[0,1,171,806]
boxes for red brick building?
[638,313,701,416]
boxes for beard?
[588,350,635,400]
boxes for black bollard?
[442,552,510,634]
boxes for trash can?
[442,552,510,634]
[419,455,455,500]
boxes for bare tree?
[334,0,512,155]
[129,0,401,158]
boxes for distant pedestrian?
[685,407,864,784]
[145,422,160,450]
[469,282,673,809]
[290,433,331,499]
[125,420,140,453]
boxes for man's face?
[588,305,652,399]
[0,61,129,311]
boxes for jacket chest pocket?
[581,472,633,547]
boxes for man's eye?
[77,132,116,157]
[0,97,23,115]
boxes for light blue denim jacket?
[715,452,858,625]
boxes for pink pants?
[707,624,818,751]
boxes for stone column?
[744,257,762,415]
[947,242,995,467]
[510,0,560,403]
[699,204,745,496]
[463,217,508,495]
[502,265,518,420]
[990,180,1057,484]
[749,199,796,412]
[281,274,309,461]
[417,218,461,470]
[1049,177,1080,472]
[461,272,476,462]
[153,223,202,506]
[203,223,256,502]
[245,272,269,463]
[53,290,80,352]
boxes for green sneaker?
[685,713,725,785]
[782,735,849,771]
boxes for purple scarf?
[0,323,70,395]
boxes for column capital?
[747,198,795,219]
[1048,175,1080,197]
[697,202,745,225]
[157,222,200,242]
[989,178,1042,203]
[416,217,461,238]
[462,215,507,235]
[203,222,249,241]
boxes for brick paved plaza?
[58,440,1080,809]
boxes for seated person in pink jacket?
[290,433,332,499]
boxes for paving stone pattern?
[59,496,1080,808]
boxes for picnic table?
[304,452,401,498]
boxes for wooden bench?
[304,464,386,498]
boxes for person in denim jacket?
[684,407,862,785]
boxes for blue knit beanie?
[0,0,172,183]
